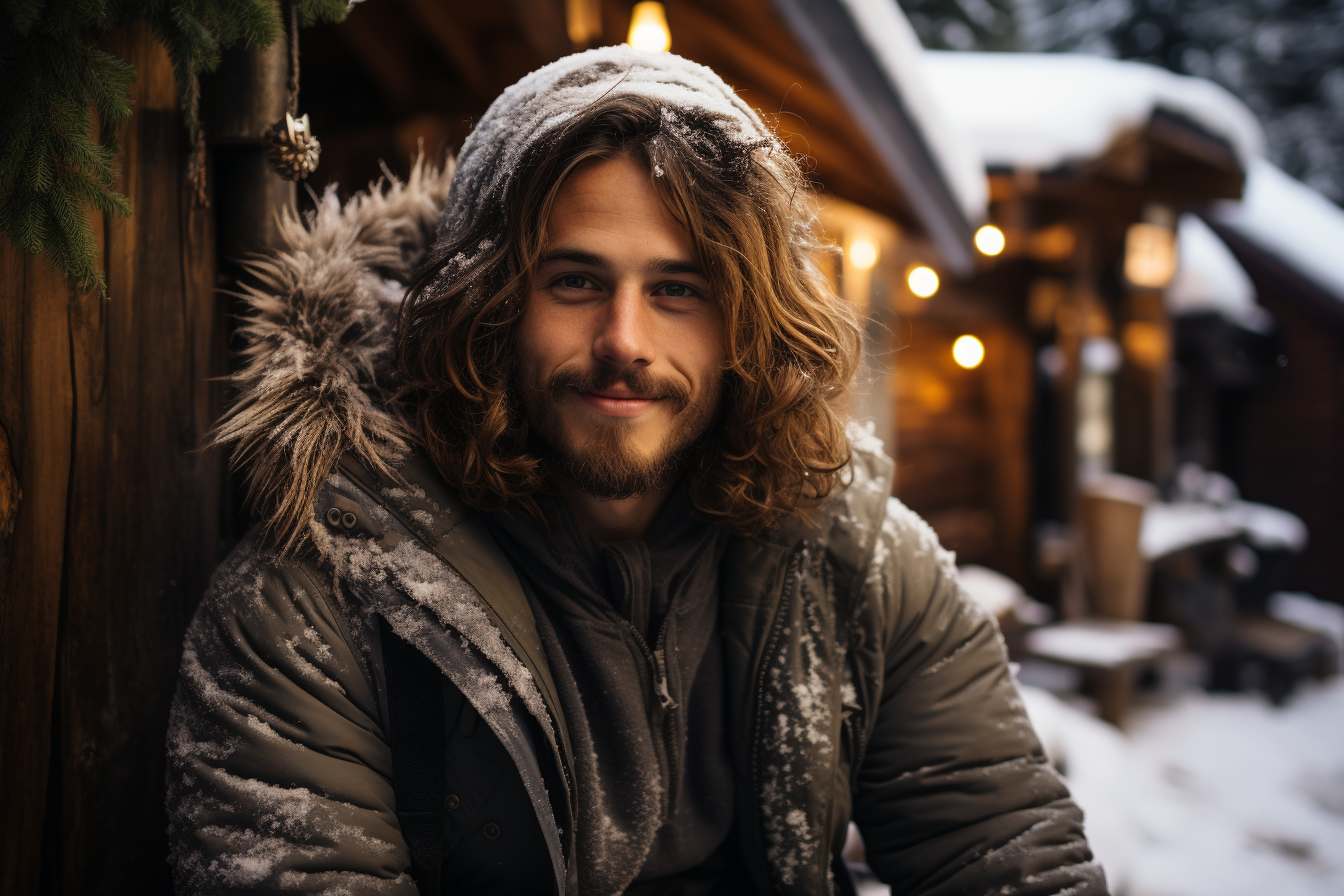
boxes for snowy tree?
[902,0,1344,204]
[900,0,1019,51]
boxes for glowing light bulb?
[907,264,939,298]
[848,238,878,270]
[975,224,1005,256]
[953,335,985,369]
[628,2,671,52]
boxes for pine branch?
[0,0,351,298]
[0,22,134,295]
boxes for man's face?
[516,152,726,499]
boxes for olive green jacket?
[165,161,1105,895]
[167,439,1105,895]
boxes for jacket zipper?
[749,550,802,879]
[641,618,682,817]
[588,591,682,819]
[846,658,869,792]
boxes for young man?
[167,48,1106,896]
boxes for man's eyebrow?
[536,248,606,268]
[535,249,706,279]
[648,258,706,277]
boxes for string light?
[907,264,939,298]
[974,224,1006,256]
[628,2,671,52]
[952,335,985,369]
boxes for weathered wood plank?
[48,22,224,895]
[0,244,75,896]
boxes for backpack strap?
[380,619,446,896]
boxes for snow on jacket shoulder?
[851,494,1098,893]
[167,533,414,894]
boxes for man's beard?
[521,364,721,500]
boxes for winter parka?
[168,438,1107,896]
[165,49,1106,890]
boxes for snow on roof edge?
[1168,213,1270,333]
[836,0,988,225]
[1210,158,1344,308]
[921,51,1264,173]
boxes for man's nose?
[592,284,655,371]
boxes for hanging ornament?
[266,112,321,180]
[266,1,320,181]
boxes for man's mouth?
[575,386,660,417]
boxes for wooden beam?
[505,0,571,62]
[668,1,918,227]
[401,0,490,94]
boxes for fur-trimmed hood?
[215,47,784,552]
[213,157,453,551]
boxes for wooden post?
[982,323,1034,583]
[204,37,295,255]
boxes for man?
[167,47,1106,896]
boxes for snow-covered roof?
[833,0,988,225]
[1210,158,1344,307]
[1168,213,1271,333]
[772,0,988,275]
[921,52,1264,172]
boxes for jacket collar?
[332,451,576,786]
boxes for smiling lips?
[575,385,660,417]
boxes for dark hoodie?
[486,489,747,893]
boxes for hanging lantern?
[1124,205,1178,289]
[974,224,1005,257]
[847,237,878,270]
[952,335,985,369]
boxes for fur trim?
[213,155,455,553]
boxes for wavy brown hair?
[396,94,862,535]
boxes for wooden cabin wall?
[0,24,226,895]
[894,316,1033,581]
[1236,278,1344,606]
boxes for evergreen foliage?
[0,0,349,297]
[901,0,1019,52]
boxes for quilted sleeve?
[166,534,417,895]
[852,498,1109,896]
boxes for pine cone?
[266,112,321,181]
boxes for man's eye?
[556,274,595,290]
[660,282,697,298]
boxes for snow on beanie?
[436,44,780,245]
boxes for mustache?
[545,365,692,413]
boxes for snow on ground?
[1024,676,1344,896]
[855,662,1344,896]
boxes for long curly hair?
[396,94,861,535]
